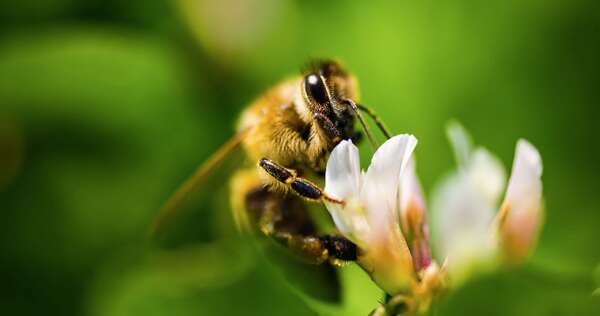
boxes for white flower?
[431,123,505,281]
[322,123,543,314]
[431,122,543,282]
[324,134,427,295]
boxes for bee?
[151,59,391,268]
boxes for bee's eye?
[304,73,330,105]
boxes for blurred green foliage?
[1,0,599,315]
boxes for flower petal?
[446,121,473,168]
[357,134,418,294]
[431,144,505,282]
[467,148,507,204]
[431,171,498,282]
[325,139,361,200]
[361,134,418,231]
[323,140,367,241]
[399,158,432,272]
[497,139,543,263]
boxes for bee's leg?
[313,112,342,143]
[320,235,358,262]
[266,225,358,264]
[267,231,357,264]
[245,186,356,264]
[258,158,343,204]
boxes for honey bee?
[151,59,390,268]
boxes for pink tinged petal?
[359,226,416,295]
[497,139,543,263]
[399,158,432,272]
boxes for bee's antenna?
[344,99,378,150]
[356,104,391,139]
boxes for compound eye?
[304,73,330,105]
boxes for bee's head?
[301,60,362,145]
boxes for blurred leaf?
[262,240,343,304]
[0,27,222,314]
[0,118,24,190]
[87,239,317,316]
[294,264,382,316]
[436,265,600,316]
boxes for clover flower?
[322,123,543,313]
[323,135,434,295]
[431,123,544,282]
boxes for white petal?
[503,139,543,203]
[446,121,506,203]
[431,147,504,281]
[467,148,506,205]
[447,121,473,168]
[356,135,418,293]
[498,139,543,261]
[431,171,497,260]
[323,140,367,243]
[323,200,370,246]
[361,134,418,232]
[325,139,361,200]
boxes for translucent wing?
[150,127,345,304]
[150,128,250,237]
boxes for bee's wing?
[150,128,250,237]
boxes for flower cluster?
[322,122,543,313]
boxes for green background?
[1,0,599,315]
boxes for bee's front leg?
[313,112,342,143]
[258,158,343,205]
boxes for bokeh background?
[1,1,599,315]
